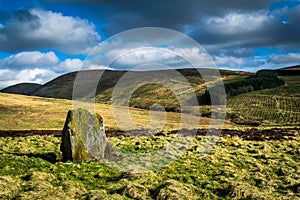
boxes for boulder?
[60,108,107,162]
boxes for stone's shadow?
[6,152,57,164]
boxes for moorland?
[0,66,299,199]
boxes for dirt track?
[0,128,298,141]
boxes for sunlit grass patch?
[0,130,299,199]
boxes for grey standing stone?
[60,108,107,162]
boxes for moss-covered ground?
[0,130,299,199]
[0,80,299,199]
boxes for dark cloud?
[0,9,100,54]
[12,9,40,24]
[208,47,256,58]
[0,10,42,51]
[2,0,299,54]
[52,0,274,13]
[285,4,300,22]
[189,8,300,51]
[51,0,300,53]
[100,0,275,35]
[46,0,274,34]
[269,53,300,64]
[1,1,299,72]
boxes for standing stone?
[60,108,107,162]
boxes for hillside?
[227,75,300,126]
[1,67,299,127]
[3,67,297,106]
[279,65,300,71]
[1,83,42,95]
[0,68,253,107]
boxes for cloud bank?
[0,9,101,54]
[0,1,300,88]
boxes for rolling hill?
[1,83,42,95]
[1,66,299,126]
[227,75,300,126]
[279,64,300,71]
[4,66,297,103]
[1,68,253,100]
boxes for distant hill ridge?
[1,66,298,111]
[1,83,42,95]
[279,65,300,71]
[1,68,252,99]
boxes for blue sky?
[0,0,300,88]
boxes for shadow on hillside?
[6,152,57,164]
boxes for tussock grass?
[0,131,299,199]
[0,79,299,199]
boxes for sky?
[0,0,300,88]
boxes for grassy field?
[0,92,231,131]
[227,76,300,126]
[0,77,299,199]
[0,130,299,199]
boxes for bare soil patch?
[0,128,298,141]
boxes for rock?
[60,108,107,162]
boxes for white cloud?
[113,48,177,65]
[0,51,59,69]
[16,68,57,83]
[55,58,113,72]
[88,46,216,69]
[55,58,83,72]
[173,47,214,67]
[87,64,113,70]
[0,70,15,82]
[269,53,300,64]
[0,9,101,54]
[203,11,270,35]
[87,47,179,69]
[87,28,219,69]
[0,68,57,89]
[214,56,245,67]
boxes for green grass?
[227,76,300,126]
[0,77,300,199]
[0,131,299,199]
